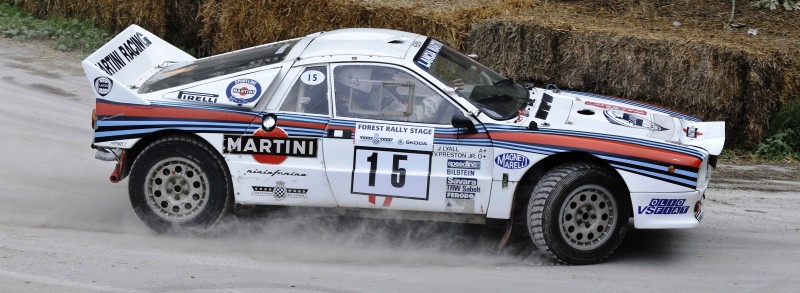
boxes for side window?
[279,66,329,115]
[332,65,458,124]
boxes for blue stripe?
[492,140,562,156]
[597,155,697,179]
[611,164,696,187]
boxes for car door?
[322,63,494,213]
[226,65,336,207]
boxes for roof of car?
[298,28,425,60]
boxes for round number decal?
[300,70,325,86]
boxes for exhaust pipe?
[109,150,127,183]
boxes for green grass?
[756,97,800,161]
[0,2,110,52]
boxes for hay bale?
[196,0,490,55]
[19,0,167,36]
[467,19,791,148]
[163,0,202,54]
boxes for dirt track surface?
[1,37,799,292]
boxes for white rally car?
[85,25,725,264]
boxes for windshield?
[414,39,529,120]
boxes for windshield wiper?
[493,78,515,86]
[475,94,530,104]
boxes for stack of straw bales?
[19,0,800,149]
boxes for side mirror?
[261,113,277,132]
[451,113,477,134]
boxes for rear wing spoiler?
[81,25,195,104]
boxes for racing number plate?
[351,147,431,200]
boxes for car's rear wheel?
[128,136,231,234]
[527,162,629,264]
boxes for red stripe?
[96,100,258,123]
[279,120,327,130]
[382,196,393,207]
[325,126,355,132]
[435,132,489,139]
[368,195,376,205]
[492,132,701,168]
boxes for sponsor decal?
[244,169,307,177]
[447,177,480,193]
[224,127,317,164]
[396,139,427,146]
[224,135,316,157]
[109,141,127,147]
[416,40,443,71]
[494,153,530,169]
[637,198,690,215]
[94,32,153,76]
[683,127,702,138]
[604,110,669,131]
[585,101,647,115]
[177,91,218,103]
[446,192,476,199]
[446,198,474,213]
[354,122,433,151]
[226,78,262,104]
[447,177,477,186]
[446,159,481,169]
[94,76,113,96]
[252,181,308,201]
[359,133,393,146]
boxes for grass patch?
[756,97,800,161]
[0,1,109,52]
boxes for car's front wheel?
[128,136,231,234]
[527,162,629,264]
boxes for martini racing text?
[223,135,317,157]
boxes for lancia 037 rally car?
[84,25,725,264]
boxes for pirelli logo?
[223,135,317,157]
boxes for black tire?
[527,162,629,264]
[128,136,232,234]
